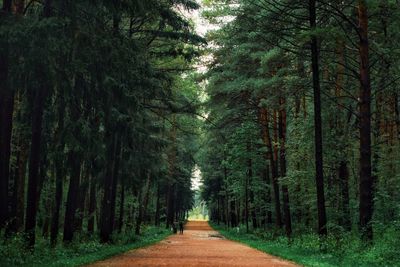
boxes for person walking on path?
[179,221,184,234]
[172,221,178,234]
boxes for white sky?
[191,165,202,190]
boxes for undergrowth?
[212,222,400,267]
[0,225,170,267]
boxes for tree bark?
[109,137,121,232]
[25,85,48,248]
[63,154,81,242]
[358,0,373,241]
[309,0,327,236]
[87,173,96,234]
[75,167,89,232]
[260,108,282,228]
[245,155,249,233]
[279,98,292,238]
[100,132,117,242]
[338,161,351,230]
[50,95,65,246]
[0,0,13,230]
[135,172,151,235]
[118,180,125,233]
[154,182,160,226]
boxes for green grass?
[211,223,400,267]
[0,225,171,267]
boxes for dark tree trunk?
[0,0,13,229]
[272,110,283,228]
[166,116,177,228]
[245,151,250,233]
[0,88,14,229]
[50,160,63,246]
[358,0,373,241]
[263,166,272,224]
[63,73,83,243]
[230,199,237,227]
[136,173,151,235]
[6,113,27,235]
[41,196,51,238]
[87,173,96,234]
[246,143,256,230]
[260,108,282,228]
[63,154,81,242]
[75,167,89,232]
[154,182,160,226]
[50,95,65,246]
[100,132,117,243]
[25,85,48,248]
[109,137,121,232]
[118,180,125,233]
[338,161,351,230]
[2,0,12,11]
[395,92,400,140]
[24,0,52,248]
[279,98,292,238]
[166,183,175,228]
[217,197,220,225]
[309,0,327,236]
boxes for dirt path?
[88,221,299,267]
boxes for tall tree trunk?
[166,115,177,228]
[279,98,292,238]
[75,166,89,233]
[24,0,52,248]
[358,0,373,241]
[263,166,272,224]
[50,160,63,246]
[245,148,250,233]
[166,183,175,228]
[135,172,151,235]
[118,180,125,233]
[0,0,13,230]
[7,91,28,234]
[338,161,351,230]
[87,173,96,234]
[395,92,400,140]
[154,182,160,226]
[2,0,12,12]
[25,85,48,248]
[109,137,121,232]
[50,95,65,246]
[63,155,81,242]
[260,108,282,228]
[309,0,327,236]
[100,132,117,243]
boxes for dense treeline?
[199,0,400,246]
[0,0,202,250]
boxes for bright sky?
[191,165,202,191]
[182,1,215,192]
[190,2,219,37]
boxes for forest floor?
[87,220,299,267]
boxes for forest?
[0,0,399,266]
[199,0,400,265]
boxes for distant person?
[172,221,178,234]
[179,221,184,234]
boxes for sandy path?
[87,221,299,267]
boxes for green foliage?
[0,226,170,267]
[213,223,400,267]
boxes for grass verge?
[211,223,400,267]
[0,225,170,267]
